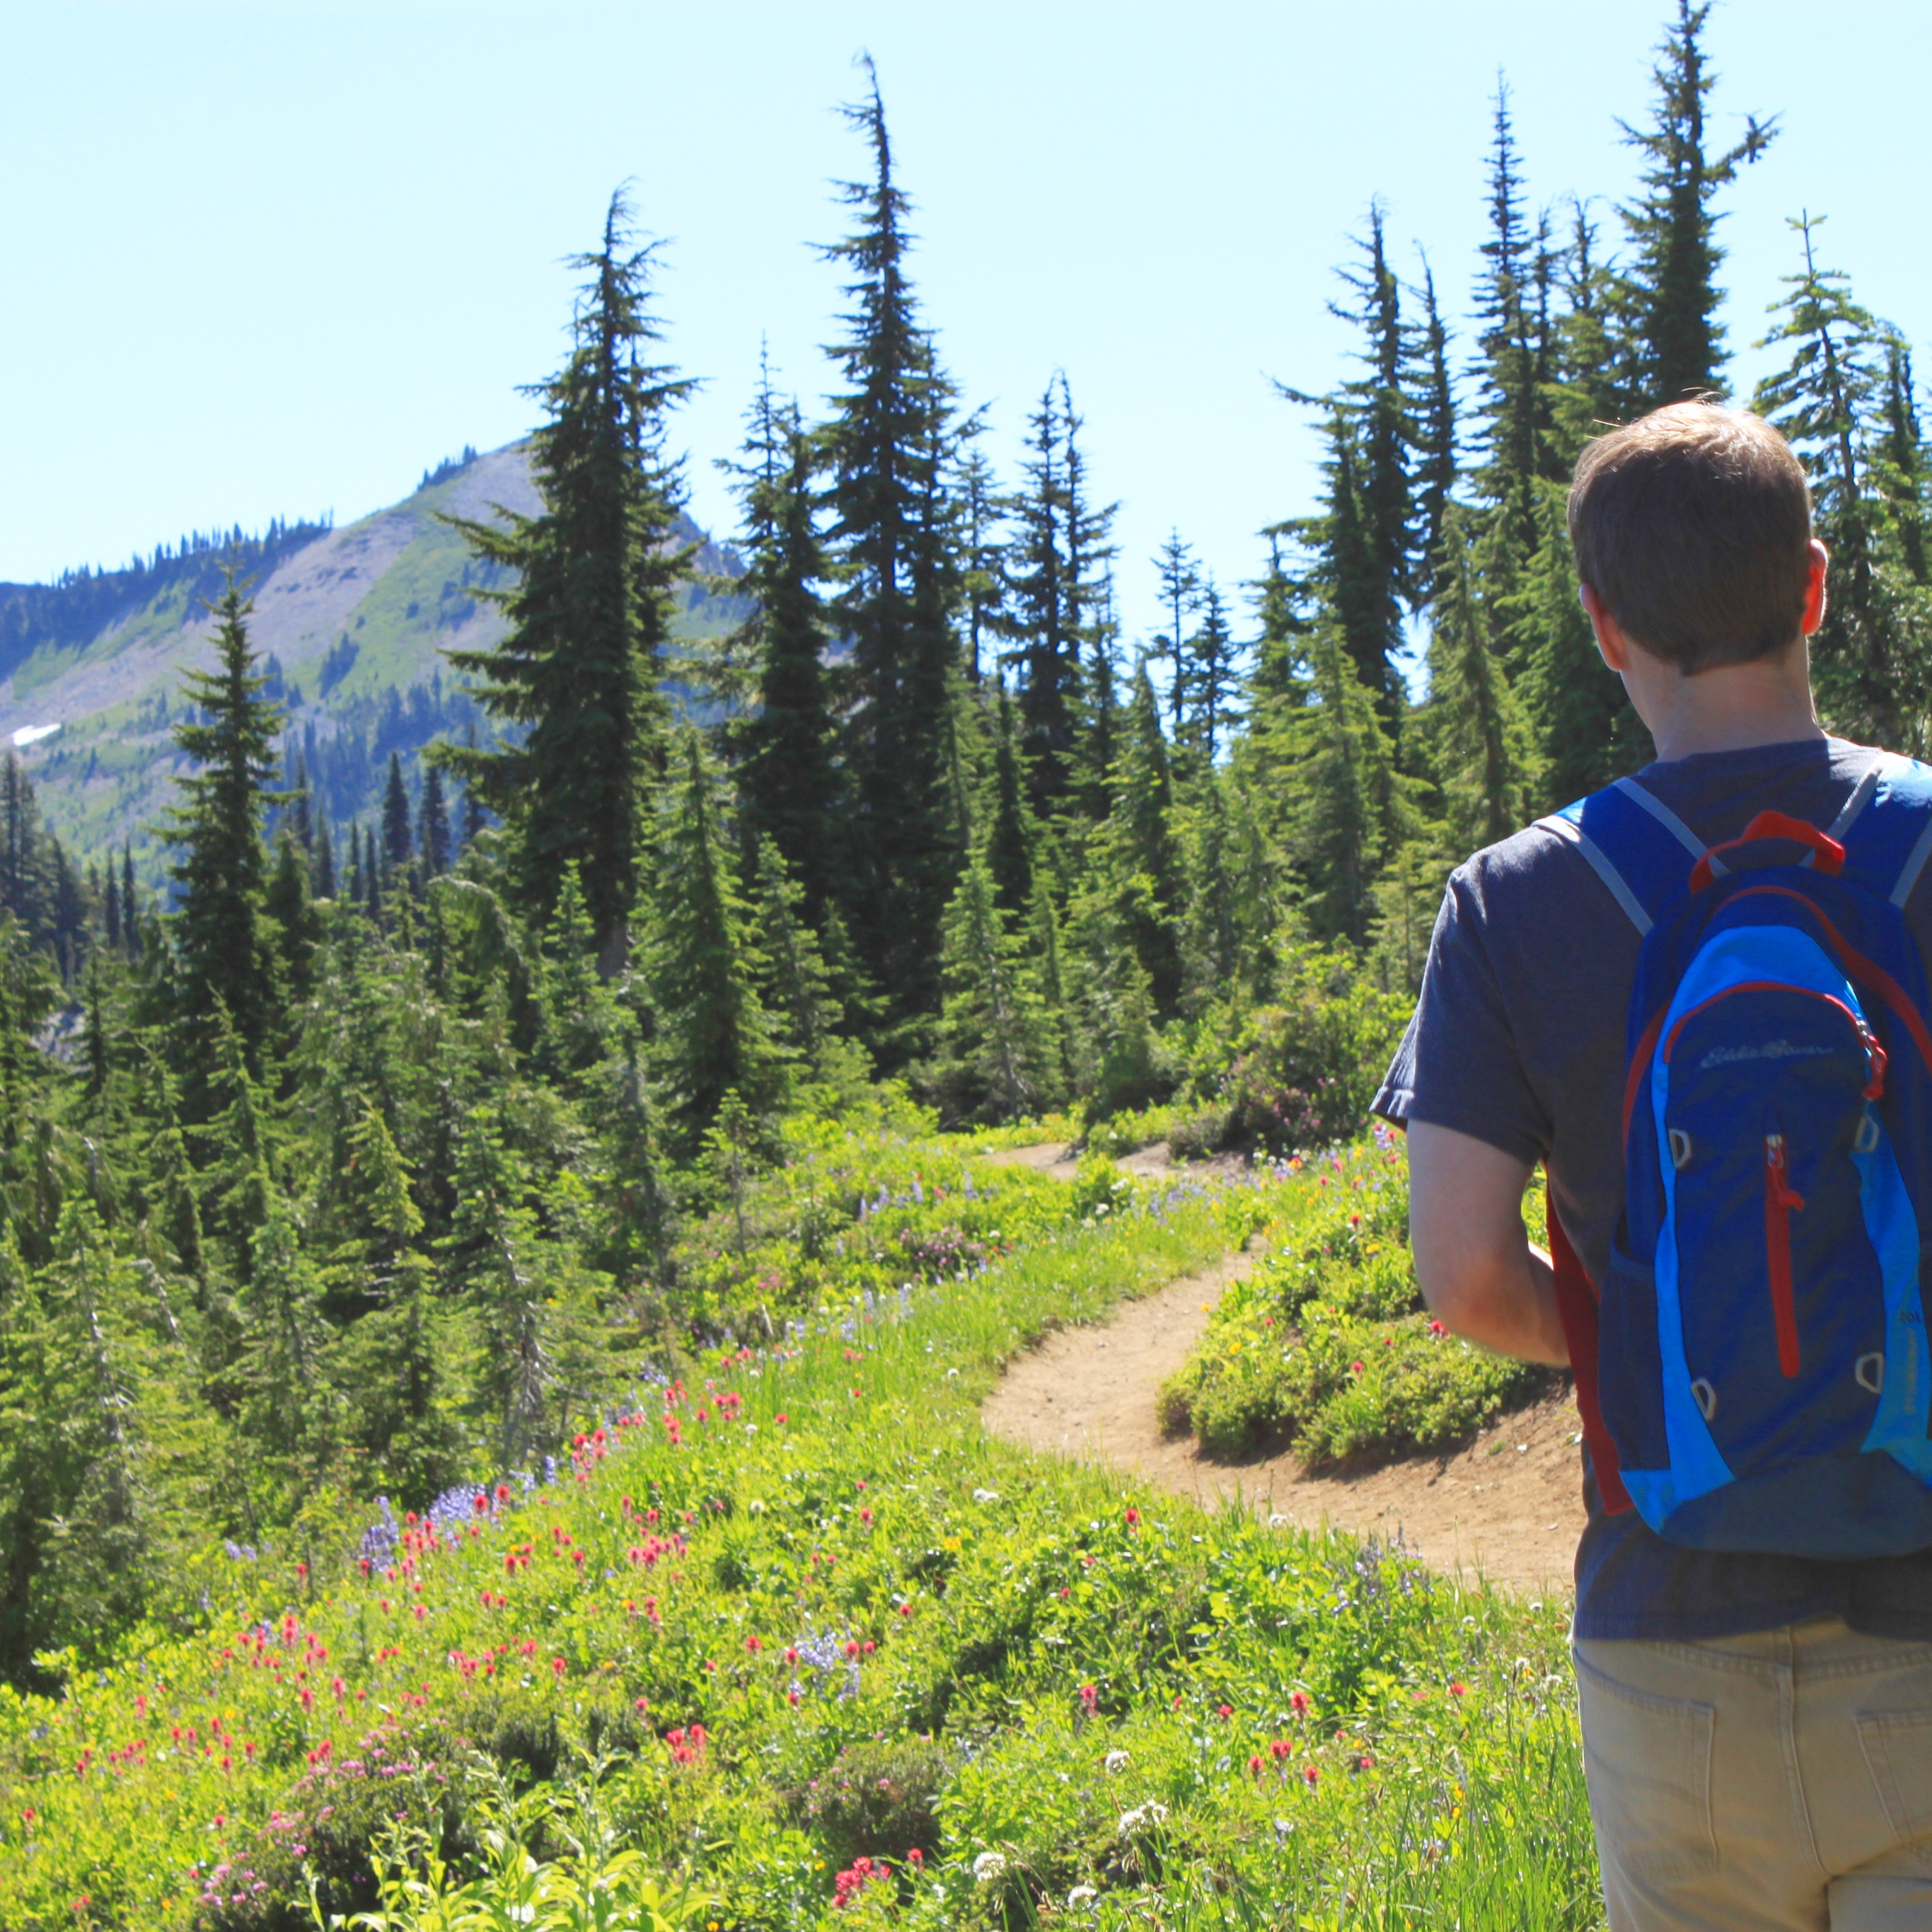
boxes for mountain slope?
[0,441,745,872]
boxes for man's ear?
[1800,539,1830,637]
[1578,582,1630,674]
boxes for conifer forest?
[5,6,1929,1927]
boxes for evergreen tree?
[1754,215,1931,749]
[441,191,693,973]
[327,1104,462,1506]
[1181,579,1244,763]
[381,752,413,868]
[955,444,1006,683]
[227,1195,336,1529]
[1250,531,1313,711]
[1408,255,1458,601]
[1108,667,1185,1015]
[1150,531,1203,734]
[0,758,50,944]
[934,850,1058,1123]
[985,683,1035,915]
[1002,373,1086,811]
[1312,417,1399,717]
[1880,339,1929,586]
[291,754,315,852]
[751,839,850,1080]
[120,847,140,961]
[820,58,964,1039]
[418,765,451,879]
[363,826,383,925]
[1469,83,1546,567]
[1616,0,1776,407]
[1285,627,1396,947]
[648,734,787,1132]
[1331,203,1415,662]
[727,372,844,926]
[0,1208,199,1678]
[535,866,617,1084]
[439,1108,550,1477]
[1518,483,1649,803]
[265,831,321,1007]
[1424,511,1540,850]
[1063,392,1119,806]
[160,574,282,1088]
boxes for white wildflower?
[1068,1885,1099,1907]
[972,1488,1000,1503]
[1116,1800,1167,1836]
[972,1851,1008,1883]
[1103,1750,1130,1774]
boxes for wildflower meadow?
[0,1124,1600,1931]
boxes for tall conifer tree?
[727,369,844,927]
[161,575,282,1089]
[820,59,963,1041]
[1616,0,1776,408]
[441,192,693,973]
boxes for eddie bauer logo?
[1697,1039,1835,1072]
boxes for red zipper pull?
[1764,1134,1805,1379]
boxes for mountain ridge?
[0,442,745,872]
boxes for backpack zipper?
[1764,1133,1805,1379]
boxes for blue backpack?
[1543,758,1932,1557]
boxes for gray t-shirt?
[1375,734,1932,1641]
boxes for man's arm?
[1406,1120,1569,1367]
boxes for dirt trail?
[978,1144,1585,1597]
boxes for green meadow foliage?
[0,1152,1596,1931]
[1159,1143,1546,1463]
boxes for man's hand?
[1406,1121,1570,1367]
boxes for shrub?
[1202,942,1410,1153]
[1161,1139,1544,1462]
[782,1735,951,1867]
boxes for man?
[1375,403,1932,1931]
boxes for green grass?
[0,1137,1600,1931]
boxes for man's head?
[1568,403,1815,676]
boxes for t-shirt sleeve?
[1370,864,1550,1165]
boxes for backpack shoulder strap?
[1535,775,1709,936]
[1836,754,1932,907]
[1544,1179,1632,1517]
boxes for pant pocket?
[1573,1645,1719,1882]
[1856,1703,1932,1874]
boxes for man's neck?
[1622,643,1824,764]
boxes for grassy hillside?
[0,1126,1597,1931]
[0,444,746,879]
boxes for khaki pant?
[1574,1617,1932,1930]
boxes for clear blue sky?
[1,1,1923,649]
